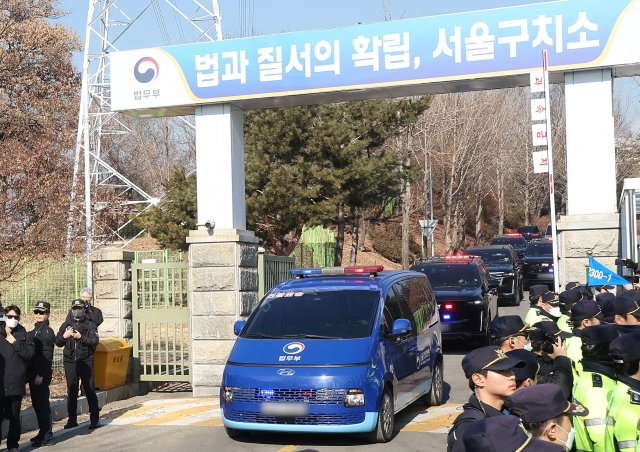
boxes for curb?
[5,381,161,435]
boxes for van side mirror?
[233,320,247,336]
[391,318,411,336]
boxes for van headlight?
[344,389,365,407]
[223,386,233,404]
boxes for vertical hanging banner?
[530,98,547,121]
[532,150,550,173]
[529,71,545,94]
[531,123,548,146]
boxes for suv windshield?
[491,237,526,247]
[413,264,481,289]
[467,249,513,264]
[243,290,380,339]
[517,226,539,233]
[525,242,553,257]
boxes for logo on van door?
[283,342,305,354]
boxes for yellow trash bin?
[94,338,133,390]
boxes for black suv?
[465,245,523,306]
[411,256,499,344]
[522,239,554,290]
[490,234,527,263]
[516,225,543,242]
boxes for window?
[382,287,404,335]
[392,282,418,337]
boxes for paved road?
[10,299,529,452]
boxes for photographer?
[56,299,100,429]
[65,287,103,327]
[530,321,574,399]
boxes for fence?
[134,250,186,263]
[0,257,88,371]
[258,254,295,299]
[292,242,336,268]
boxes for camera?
[204,219,215,230]
[623,275,640,284]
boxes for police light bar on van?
[290,266,384,277]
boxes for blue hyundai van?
[221,266,443,443]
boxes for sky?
[58,0,638,120]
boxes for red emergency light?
[444,304,454,310]
[445,255,472,260]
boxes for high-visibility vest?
[573,367,616,452]
[605,379,640,452]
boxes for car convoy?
[221,228,553,442]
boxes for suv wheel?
[368,387,394,443]
[422,359,443,406]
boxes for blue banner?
[588,257,629,286]
[111,0,639,112]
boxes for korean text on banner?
[532,123,548,146]
[533,150,549,173]
[530,70,545,93]
[587,257,630,286]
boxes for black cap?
[461,346,525,379]
[541,292,560,305]
[614,296,640,317]
[571,299,601,322]
[488,316,533,340]
[530,321,573,341]
[34,301,50,312]
[71,299,86,308]
[580,324,620,345]
[508,384,589,423]
[559,289,583,308]
[610,332,640,363]
[596,292,616,307]
[566,281,582,291]
[595,285,615,291]
[529,285,550,299]
[462,415,564,452]
[506,349,539,382]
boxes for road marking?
[276,446,298,452]
[190,418,223,427]
[109,398,218,419]
[133,405,217,426]
[395,403,463,433]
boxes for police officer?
[66,287,103,327]
[557,288,583,333]
[27,301,55,447]
[605,332,640,451]
[613,297,640,326]
[595,291,615,309]
[524,285,553,326]
[506,349,539,390]
[572,324,619,452]
[488,316,534,352]
[447,346,525,452]
[0,306,34,452]
[529,322,574,399]
[55,299,100,429]
[526,292,561,326]
[462,415,564,452]
[565,299,603,377]
[508,384,588,449]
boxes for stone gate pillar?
[90,248,134,342]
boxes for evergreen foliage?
[133,169,197,251]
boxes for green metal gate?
[132,263,190,382]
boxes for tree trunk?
[498,170,505,234]
[475,197,483,245]
[334,201,345,266]
[358,218,368,251]
[349,212,360,266]
[402,179,411,269]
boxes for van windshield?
[243,290,380,339]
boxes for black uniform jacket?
[536,354,574,399]
[55,317,99,363]
[27,320,55,382]
[0,323,35,396]
[447,393,505,452]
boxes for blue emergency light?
[290,266,384,277]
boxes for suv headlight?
[223,386,233,404]
[344,389,365,407]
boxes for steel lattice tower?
[68,0,223,283]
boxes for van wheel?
[422,359,443,406]
[367,387,394,443]
[225,426,249,439]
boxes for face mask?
[554,424,575,451]
[524,342,533,352]
[72,309,85,319]
[548,306,562,318]
[5,318,18,329]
